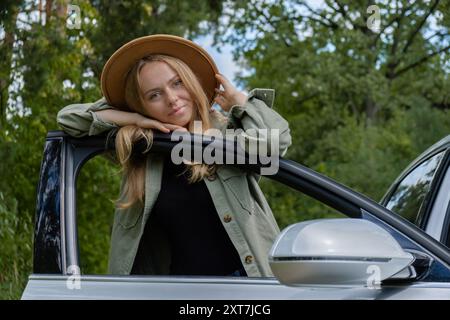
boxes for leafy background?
[1,0,449,299]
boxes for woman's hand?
[214,74,247,112]
[96,109,186,133]
[135,114,187,133]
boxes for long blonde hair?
[116,54,216,208]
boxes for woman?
[57,34,291,277]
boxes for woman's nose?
[167,89,178,104]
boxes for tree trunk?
[364,97,378,125]
[0,4,20,128]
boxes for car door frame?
[381,136,450,245]
[26,131,450,299]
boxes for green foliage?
[0,0,224,299]
[1,0,449,299]
[0,192,32,299]
[214,0,450,223]
[304,106,450,201]
[76,155,121,274]
[260,178,345,230]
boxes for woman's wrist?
[214,74,248,112]
[234,92,248,107]
[132,113,146,126]
[222,92,248,112]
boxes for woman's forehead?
[139,61,178,91]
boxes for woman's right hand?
[134,114,187,133]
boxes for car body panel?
[21,275,450,300]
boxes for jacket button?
[223,214,232,223]
[207,174,217,181]
[245,255,253,264]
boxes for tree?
[0,0,23,127]
[216,0,450,122]
[212,0,450,221]
[0,0,224,298]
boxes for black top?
[134,155,243,276]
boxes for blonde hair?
[116,54,216,208]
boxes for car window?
[259,177,345,228]
[385,151,445,226]
[76,153,120,275]
[75,152,346,276]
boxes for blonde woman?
[57,34,291,277]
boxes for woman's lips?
[170,106,185,116]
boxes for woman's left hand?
[214,74,247,112]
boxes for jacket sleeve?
[227,88,292,158]
[56,98,118,137]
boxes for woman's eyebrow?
[144,75,179,95]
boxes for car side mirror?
[269,218,414,287]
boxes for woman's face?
[138,61,194,128]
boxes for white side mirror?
[269,219,414,287]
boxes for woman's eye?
[174,79,183,86]
[149,92,160,100]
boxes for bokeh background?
[1,0,449,299]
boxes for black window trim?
[420,149,450,230]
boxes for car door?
[22,132,450,299]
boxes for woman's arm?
[95,109,142,127]
[57,98,186,137]
[57,98,118,137]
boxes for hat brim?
[101,34,219,110]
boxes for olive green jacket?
[57,89,292,277]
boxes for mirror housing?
[269,219,414,287]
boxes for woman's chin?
[171,114,192,128]
[169,119,189,129]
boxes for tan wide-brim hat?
[101,34,220,110]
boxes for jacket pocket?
[216,166,254,215]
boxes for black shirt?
[135,155,243,276]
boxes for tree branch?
[253,6,292,47]
[294,0,339,29]
[329,0,366,32]
[393,44,450,78]
[385,21,403,79]
[402,0,440,54]
[372,1,416,47]
[424,31,450,43]
[296,92,320,105]
[17,18,34,27]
